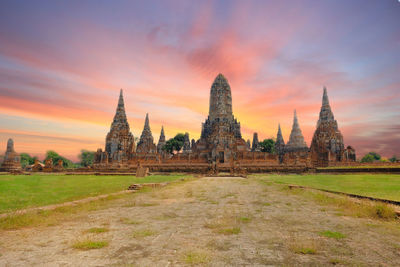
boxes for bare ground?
[0,177,399,266]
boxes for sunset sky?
[0,0,399,161]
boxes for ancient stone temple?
[1,138,21,172]
[92,75,355,172]
[275,124,285,163]
[182,132,191,153]
[136,113,157,154]
[193,74,247,163]
[251,132,261,152]
[285,110,308,152]
[344,146,356,161]
[102,89,135,162]
[310,87,352,166]
[157,126,166,153]
[191,139,195,149]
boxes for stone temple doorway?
[219,152,224,163]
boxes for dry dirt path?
[0,177,399,266]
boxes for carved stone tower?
[136,113,157,154]
[157,126,166,153]
[275,124,285,163]
[1,138,21,171]
[310,87,347,166]
[285,110,308,152]
[194,74,247,162]
[182,132,191,153]
[251,132,261,152]
[105,89,135,162]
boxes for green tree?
[389,155,398,163]
[45,150,74,168]
[368,152,381,161]
[259,139,275,153]
[162,133,185,154]
[20,153,38,168]
[361,153,375,163]
[361,152,381,163]
[79,150,95,167]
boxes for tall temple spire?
[105,89,135,159]
[157,126,166,153]
[160,125,165,139]
[251,132,260,152]
[6,138,15,153]
[118,88,124,107]
[197,73,247,162]
[318,86,335,126]
[294,110,298,125]
[322,86,329,106]
[275,124,285,163]
[1,138,21,171]
[276,124,285,146]
[112,89,128,126]
[144,113,150,131]
[137,113,157,153]
[286,110,308,152]
[310,86,348,166]
[182,132,191,153]
[139,113,152,141]
[208,73,233,121]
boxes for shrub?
[72,240,108,250]
[319,230,346,239]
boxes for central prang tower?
[193,74,247,162]
[105,89,135,161]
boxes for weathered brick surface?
[285,110,308,153]
[0,138,21,172]
[95,89,135,165]
[156,126,166,154]
[310,87,355,166]
[136,113,157,154]
[192,74,248,163]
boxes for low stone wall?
[90,162,313,174]
[328,162,400,167]
[316,167,400,173]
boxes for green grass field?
[0,173,188,213]
[255,174,400,201]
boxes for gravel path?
[1,177,399,266]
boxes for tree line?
[162,133,276,154]
[20,150,95,169]
[361,152,398,163]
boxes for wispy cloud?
[0,0,399,160]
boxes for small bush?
[369,204,396,220]
[239,217,251,223]
[319,230,346,239]
[217,227,241,235]
[184,251,210,264]
[132,229,157,238]
[294,247,316,254]
[72,240,108,250]
[86,227,109,234]
[329,258,342,265]
[307,191,397,220]
[289,239,318,255]
[119,217,141,225]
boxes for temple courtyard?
[0,174,399,266]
